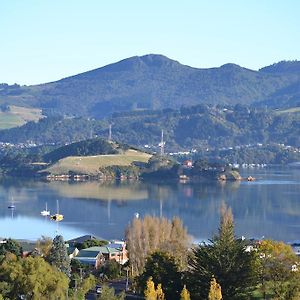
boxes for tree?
[258,240,300,299]
[0,239,22,258]
[144,277,157,300]
[47,235,71,277]
[180,285,190,300]
[78,239,108,250]
[126,215,191,276]
[0,254,69,299]
[98,285,125,300]
[69,274,96,300]
[187,203,257,300]
[208,276,222,300]
[156,283,165,300]
[35,236,52,257]
[103,259,121,279]
[138,252,182,300]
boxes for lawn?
[45,150,152,175]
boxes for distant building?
[73,243,128,268]
[183,160,193,168]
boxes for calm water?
[0,167,300,242]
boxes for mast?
[160,129,164,156]
[108,124,112,141]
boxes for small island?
[0,137,243,182]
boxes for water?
[0,167,299,242]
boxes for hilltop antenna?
[108,124,112,141]
[160,129,164,156]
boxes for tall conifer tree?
[187,203,257,299]
[48,235,71,277]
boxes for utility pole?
[108,124,112,141]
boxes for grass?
[0,105,43,129]
[45,149,152,175]
[274,107,300,115]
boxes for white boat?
[40,202,50,216]
[50,200,64,222]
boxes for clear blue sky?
[1,0,299,85]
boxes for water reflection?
[0,167,299,242]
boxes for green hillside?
[44,149,151,176]
[1,105,299,150]
[0,56,300,119]
[0,105,43,129]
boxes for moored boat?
[50,200,64,222]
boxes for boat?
[50,200,64,222]
[8,197,15,209]
[40,202,50,216]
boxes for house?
[183,160,193,168]
[73,243,128,268]
[73,247,104,269]
[290,242,300,257]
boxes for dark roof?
[76,246,121,258]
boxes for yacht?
[40,202,50,216]
[50,200,64,221]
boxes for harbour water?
[0,167,299,242]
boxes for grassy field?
[274,107,300,115]
[0,105,43,129]
[45,149,152,175]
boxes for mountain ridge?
[0,54,299,118]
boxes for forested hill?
[1,105,299,150]
[0,55,300,118]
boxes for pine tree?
[187,203,257,300]
[180,285,191,300]
[156,283,165,300]
[144,277,157,300]
[47,235,71,277]
[208,276,222,300]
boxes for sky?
[0,0,299,85]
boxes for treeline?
[126,206,300,300]
[43,138,120,163]
[0,236,96,299]
[0,105,300,151]
[190,143,300,165]
[1,209,300,299]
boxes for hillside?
[0,105,43,129]
[0,56,299,118]
[0,105,299,151]
[44,149,151,176]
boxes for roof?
[88,246,121,254]
[76,246,121,258]
[76,249,100,259]
[109,243,124,250]
[67,235,104,244]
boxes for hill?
[0,105,43,129]
[44,149,151,176]
[0,105,299,151]
[0,56,300,119]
